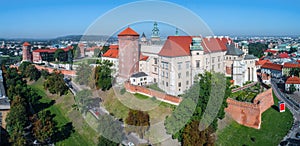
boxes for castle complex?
[102,23,258,96]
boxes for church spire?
[175,28,179,36]
[151,22,160,42]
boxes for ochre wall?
[225,88,274,129]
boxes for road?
[271,79,300,145]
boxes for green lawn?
[30,78,98,145]
[216,92,293,146]
[134,93,150,100]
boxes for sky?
[0,0,299,38]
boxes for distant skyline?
[0,0,300,38]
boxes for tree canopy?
[125,109,150,139]
[94,60,113,91]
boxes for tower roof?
[23,42,31,46]
[118,27,139,36]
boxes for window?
[178,73,181,79]
[154,58,158,64]
[154,67,157,72]
[162,71,164,77]
[178,82,181,87]
[186,61,190,69]
[144,77,146,80]
[212,65,215,71]
[140,78,143,81]
[166,72,168,78]
[196,52,200,55]
[218,56,221,62]
[166,82,168,87]
[186,81,189,85]
[196,60,200,68]
[133,79,136,82]
[212,57,215,63]
[206,58,208,64]
[218,63,221,69]
[178,62,182,70]
[186,71,189,77]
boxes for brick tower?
[22,42,31,62]
[118,27,140,81]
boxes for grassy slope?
[30,78,98,146]
[216,92,293,146]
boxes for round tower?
[22,42,31,62]
[118,27,140,81]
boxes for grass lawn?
[30,78,98,145]
[216,92,293,146]
[134,93,150,100]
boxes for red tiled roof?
[279,52,290,58]
[202,37,227,53]
[158,36,192,57]
[33,47,71,53]
[102,47,118,58]
[261,63,282,71]
[23,42,31,46]
[118,27,139,36]
[283,63,300,68]
[158,36,227,57]
[264,49,278,53]
[255,60,271,66]
[286,76,300,84]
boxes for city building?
[0,69,10,128]
[285,76,300,92]
[32,46,73,63]
[129,72,152,86]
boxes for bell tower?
[151,22,160,42]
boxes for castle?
[102,23,258,96]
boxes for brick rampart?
[225,88,274,129]
[124,82,182,105]
[10,64,76,76]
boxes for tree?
[75,63,93,86]
[94,60,113,91]
[94,48,101,57]
[289,68,300,77]
[182,120,215,146]
[165,72,231,143]
[125,109,150,138]
[289,84,297,94]
[75,89,93,114]
[24,64,41,81]
[18,62,31,76]
[98,136,119,146]
[98,115,124,144]
[54,49,65,62]
[32,110,56,144]
[248,43,268,58]
[44,72,68,95]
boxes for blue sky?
[0,0,299,38]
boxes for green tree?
[289,68,300,77]
[44,72,68,95]
[165,72,231,143]
[18,62,31,76]
[75,89,93,114]
[248,43,268,58]
[125,109,150,138]
[94,48,101,57]
[24,64,41,81]
[32,110,56,144]
[54,49,65,62]
[95,60,113,91]
[98,115,124,144]
[98,136,119,146]
[75,63,93,86]
[289,84,297,94]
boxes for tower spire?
[175,28,179,36]
[151,22,160,42]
